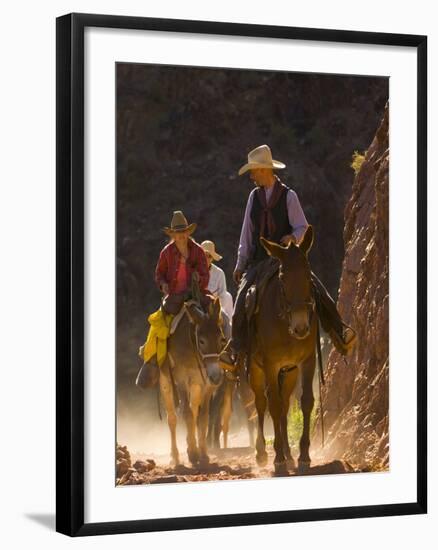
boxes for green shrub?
[351,150,365,175]
[261,400,319,450]
[287,399,318,451]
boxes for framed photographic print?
[56,13,427,536]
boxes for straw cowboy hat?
[163,210,197,236]
[238,144,286,176]
[201,240,223,261]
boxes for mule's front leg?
[250,363,268,467]
[267,379,287,476]
[279,366,299,471]
[197,392,214,465]
[184,385,202,465]
[159,367,180,466]
[221,380,234,449]
[239,371,257,447]
[298,354,316,472]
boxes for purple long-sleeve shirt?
[236,185,309,271]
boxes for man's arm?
[286,189,309,244]
[235,190,255,272]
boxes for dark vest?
[249,181,292,263]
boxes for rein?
[316,318,326,447]
[189,323,207,384]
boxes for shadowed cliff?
[316,104,389,470]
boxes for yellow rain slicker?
[140,308,173,367]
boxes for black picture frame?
[56,12,427,537]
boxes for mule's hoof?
[297,460,311,474]
[170,457,181,468]
[274,461,289,476]
[256,452,268,467]
[188,449,200,465]
[199,453,210,467]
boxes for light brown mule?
[207,367,257,450]
[159,297,225,466]
[249,226,317,475]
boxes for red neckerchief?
[257,176,285,238]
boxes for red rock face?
[318,104,389,471]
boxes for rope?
[316,319,325,386]
[156,382,162,421]
[189,323,207,384]
[316,317,325,447]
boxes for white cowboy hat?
[201,240,223,261]
[238,144,286,176]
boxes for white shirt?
[207,263,234,320]
[236,183,309,271]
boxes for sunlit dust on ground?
[116,426,359,486]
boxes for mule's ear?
[299,225,314,256]
[209,297,222,321]
[260,237,286,261]
[185,303,205,324]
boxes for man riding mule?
[136,210,227,465]
[219,144,357,474]
[221,144,356,366]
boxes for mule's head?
[186,297,224,385]
[261,226,315,339]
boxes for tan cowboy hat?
[201,240,223,261]
[163,210,197,236]
[238,144,286,176]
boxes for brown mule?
[249,226,317,475]
[207,365,257,450]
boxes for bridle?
[187,310,224,383]
[192,323,222,363]
[278,275,316,335]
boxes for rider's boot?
[328,324,357,356]
[135,354,159,389]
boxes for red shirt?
[155,239,209,295]
[174,258,188,293]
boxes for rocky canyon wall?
[318,104,389,470]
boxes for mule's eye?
[199,338,206,347]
